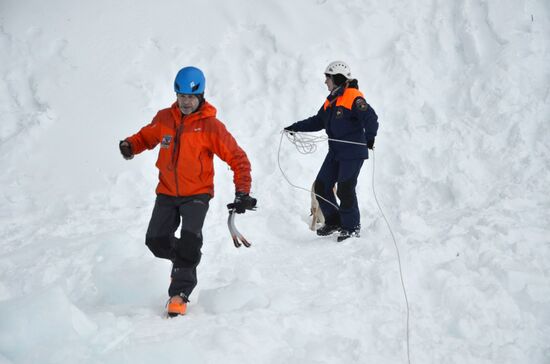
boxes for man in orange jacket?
[119,66,256,317]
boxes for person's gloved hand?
[227,192,257,214]
[367,139,375,150]
[283,125,296,135]
[119,140,134,160]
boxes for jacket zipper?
[173,116,185,197]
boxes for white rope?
[371,148,411,364]
[278,132,339,210]
[279,130,411,364]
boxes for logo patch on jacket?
[355,98,369,111]
[336,108,344,118]
[161,135,172,149]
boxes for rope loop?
[283,131,327,154]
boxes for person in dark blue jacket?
[284,61,379,242]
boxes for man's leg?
[314,154,340,230]
[145,194,180,260]
[169,194,211,298]
[336,159,364,232]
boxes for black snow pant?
[145,193,210,298]
[314,154,364,231]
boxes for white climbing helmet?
[324,61,352,79]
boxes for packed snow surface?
[1,0,549,363]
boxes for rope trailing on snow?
[278,130,412,364]
[370,146,411,364]
[277,132,339,210]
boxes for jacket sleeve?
[352,97,378,141]
[210,121,252,194]
[125,113,162,154]
[288,106,325,132]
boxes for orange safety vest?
[323,88,364,111]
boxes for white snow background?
[1,0,549,363]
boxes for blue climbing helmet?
[174,66,205,94]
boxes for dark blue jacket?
[288,81,378,160]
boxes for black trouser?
[145,193,210,298]
[314,154,364,231]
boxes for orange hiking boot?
[166,294,188,317]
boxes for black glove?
[119,140,134,160]
[283,125,296,135]
[367,139,375,150]
[227,192,257,214]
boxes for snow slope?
[1,0,549,363]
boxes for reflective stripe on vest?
[323,88,364,111]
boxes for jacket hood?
[170,100,217,121]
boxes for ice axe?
[226,194,257,248]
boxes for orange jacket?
[126,101,251,197]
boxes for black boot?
[316,224,340,236]
[337,228,360,242]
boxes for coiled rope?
[278,131,411,364]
